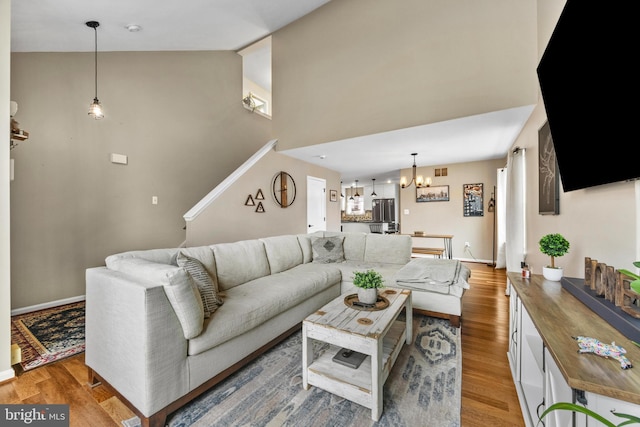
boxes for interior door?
[307,176,326,233]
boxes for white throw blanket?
[395,258,471,296]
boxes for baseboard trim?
[0,367,16,383]
[11,295,85,316]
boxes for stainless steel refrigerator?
[372,198,395,223]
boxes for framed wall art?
[538,121,560,215]
[463,183,483,217]
[416,185,449,202]
[329,189,337,202]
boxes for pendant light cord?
[93,26,98,99]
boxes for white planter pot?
[357,288,378,304]
[543,266,563,282]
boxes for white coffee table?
[302,288,412,421]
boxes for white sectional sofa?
[85,231,412,427]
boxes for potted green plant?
[353,269,384,304]
[539,233,570,281]
[619,261,640,294]
[538,402,640,426]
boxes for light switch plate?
[110,153,128,165]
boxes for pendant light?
[371,178,377,197]
[354,180,360,197]
[401,153,430,189]
[86,21,104,119]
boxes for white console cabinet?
[507,274,640,427]
[508,285,545,426]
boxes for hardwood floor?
[1,262,524,426]
[461,262,525,426]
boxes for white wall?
[1,0,14,382]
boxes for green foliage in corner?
[353,270,384,289]
[619,261,640,295]
[538,402,640,426]
[539,233,570,268]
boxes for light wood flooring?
[1,262,524,426]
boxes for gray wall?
[185,148,341,246]
[10,51,271,308]
[272,0,538,150]
[399,158,506,262]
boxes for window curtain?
[495,167,507,269]
[505,148,526,276]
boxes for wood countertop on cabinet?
[508,272,640,405]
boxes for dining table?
[406,234,454,259]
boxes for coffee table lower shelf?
[303,320,406,418]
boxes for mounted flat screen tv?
[537,0,638,192]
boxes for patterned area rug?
[124,314,460,427]
[10,301,85,371]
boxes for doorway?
[307,176,326,233]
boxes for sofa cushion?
[364,233,412,264]
[260,235,303,274]
[311,236,345,263]
[211,239,270,291]
[187,263,341,355]
[337,261,409,294]
[324,231,366,262]
[178,246,218,290]
[298,231,323,263]
[164,269,205,339]
[177,252,223,318]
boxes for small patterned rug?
[10,301,85,371]
[124,314,461,427]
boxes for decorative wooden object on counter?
[584,256,640,319]
[508,272,640,405]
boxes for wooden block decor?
[585,257,593,287]
[584,257,640,318]
[594,263,607,296]
[619,271,640,319]
[590,259,598,291]
[616,271,626,307]
[606,266,616,302]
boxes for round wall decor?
[272,171,296,208]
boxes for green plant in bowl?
[539,233,570,268]
[353,269,384,305]
[353,270,384,289]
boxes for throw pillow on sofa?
[177,251,223,318]
[164,269,205,339]
[311,236,345,263]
